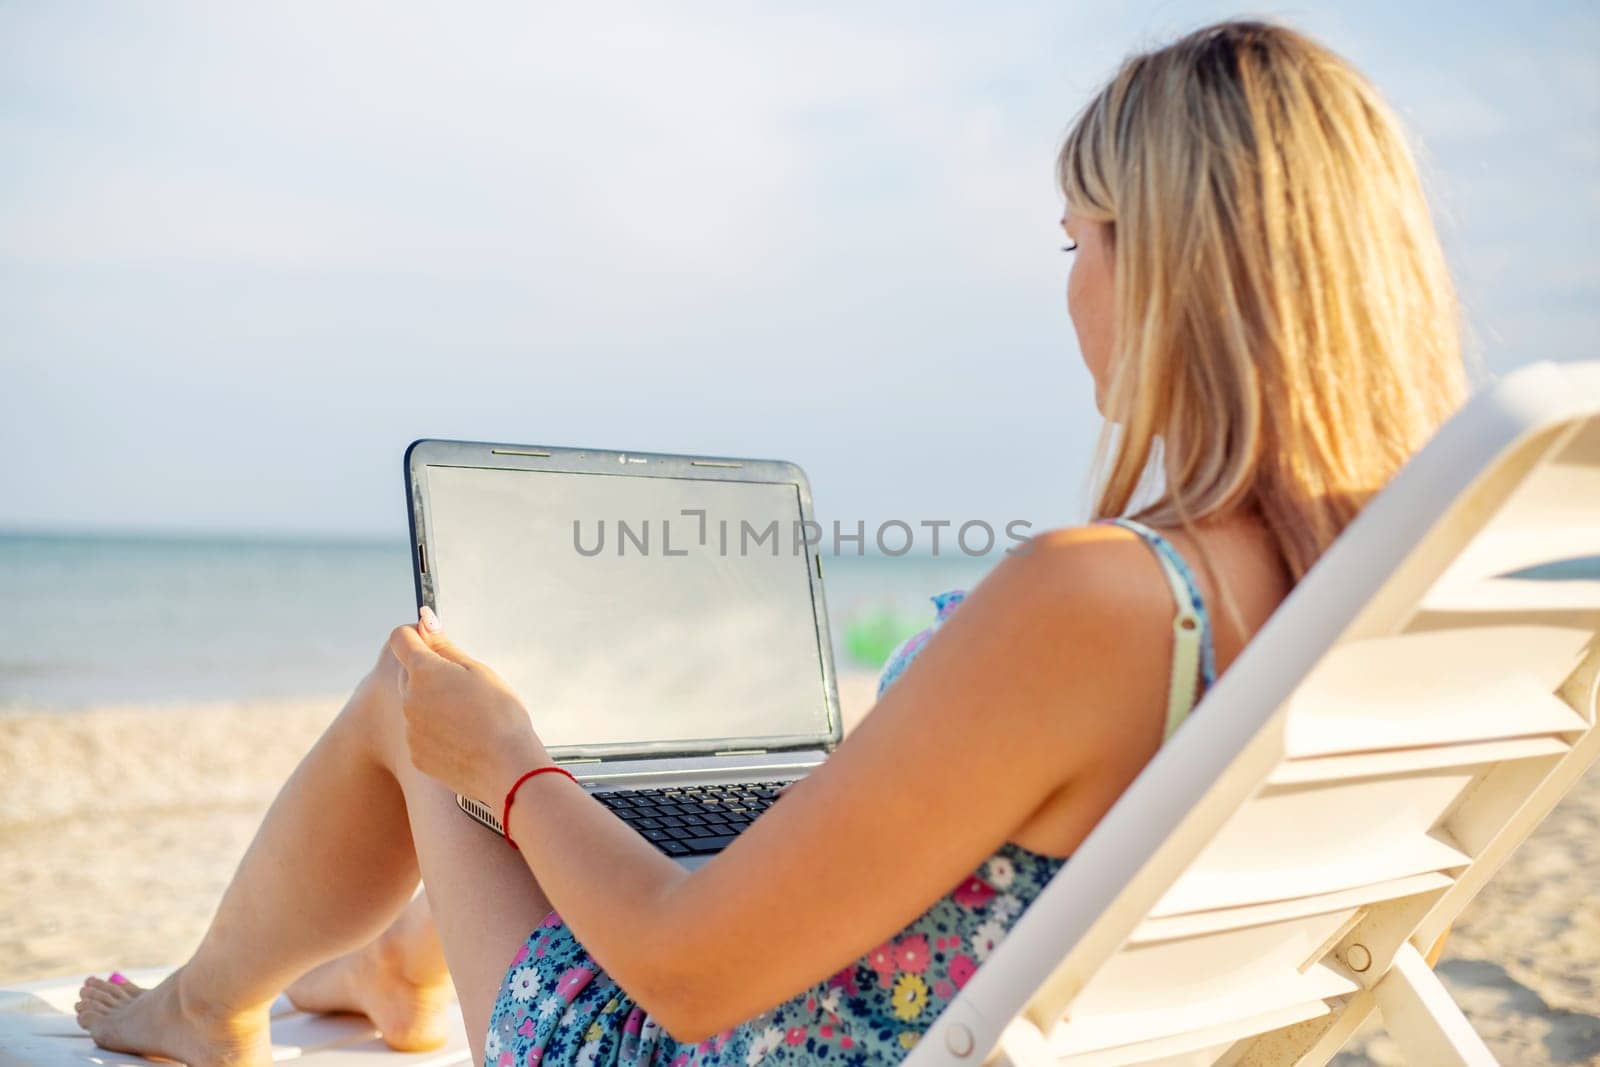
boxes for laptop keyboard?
[594,780,798,856]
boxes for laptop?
[404,438,843,870]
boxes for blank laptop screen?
[421,464,831,753]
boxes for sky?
[2,2,1596,540]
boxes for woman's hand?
[387,607,552,805]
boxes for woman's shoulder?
[872,522,1214,721]
[873,525,1152,694]
[966,524,1204,710]
[867,525,1196,828]
[1005,515,1294,689]
[902,525,1187,693]
[981,521,1185,615]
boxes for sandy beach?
[2,680,1596,1064]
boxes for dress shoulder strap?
[1096,517,1218,740]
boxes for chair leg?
[1371,942,1498,1066]
[989,1016,1054,1066]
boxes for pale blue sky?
[2,2,1595,539]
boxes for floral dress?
[484,528,1214,1067]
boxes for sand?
[2,683,1596,1064]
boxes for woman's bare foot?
[75,969,271,1067]
[286,931,455,1051]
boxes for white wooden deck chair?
[904,359,1600,1067]
[3,361,1596,1067]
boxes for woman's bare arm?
[485,527,1171,1041]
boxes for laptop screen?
[420,463,832,755]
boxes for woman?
[75,18,1468,1067]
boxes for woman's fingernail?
[420,606,442,633]
[108,972,126,984]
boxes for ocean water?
[8,531,1596,713]
[0,532,995,711]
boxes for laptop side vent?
[460,794,504,834]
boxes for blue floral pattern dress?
[483,521,1214,1066]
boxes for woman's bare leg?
[86,892,456,1054]
[75,646,557,1065]
[283,890,455,1051]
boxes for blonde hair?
[1060,19,1476,634]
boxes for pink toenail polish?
[108,972,126,984]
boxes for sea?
[6,531,1596,714]
[0,531,996,711]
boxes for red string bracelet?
[501,765,578,850]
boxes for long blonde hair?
[1060,19,1476,632]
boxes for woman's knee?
[337,644,408,765]
[370,639,405,692]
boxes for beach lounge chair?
[905,358,1600,1066]
[3,359,1597,1066]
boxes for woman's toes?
[76,992,112,1029]
[82,974,142,1004]
[74,975,140,1034]
[106,978,142,1001]
[102,984,137,1006]
[78,984,121,1010]
[72,966,273,1065]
